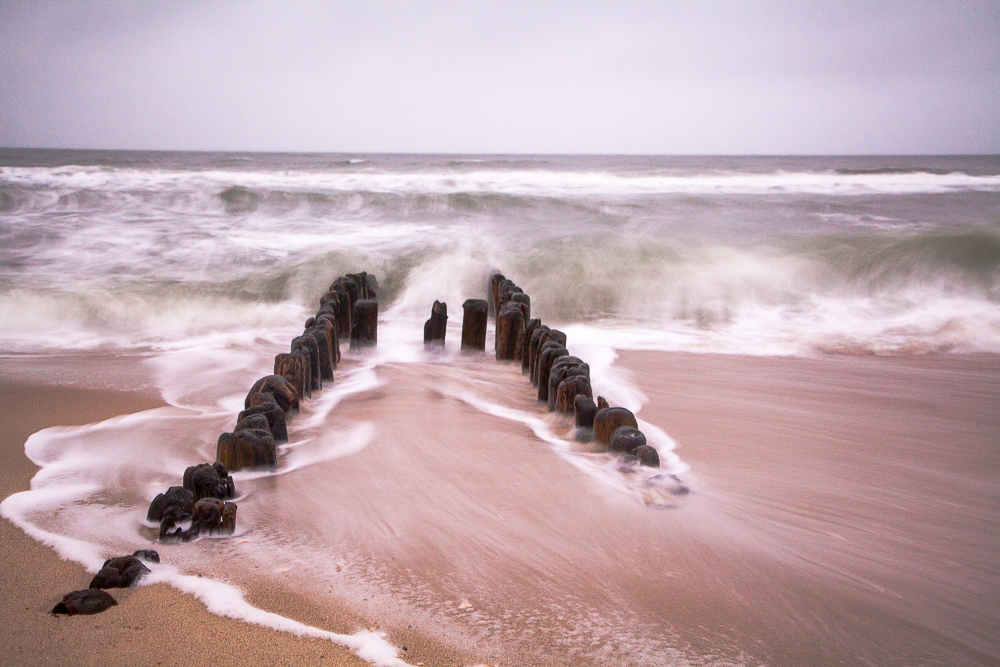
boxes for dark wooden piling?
[593,407,639,447]
[489,272,506,318]
[556,375,593,414]
[274,352,307,402]
[292,335,321,391]
[461,299,488,351]
[305,326,334,381]
[537,345,569,402]
[575,396,597,429]
[424,300,448,345]
[351,299,378,348]
[496,303,524,360]
[528,325,550,382]
[315,314,340,366]
[548,355,590,412]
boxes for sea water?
[1,150,998,666]
[1,151,999,356]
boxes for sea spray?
[4,152,1000,356]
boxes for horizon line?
[2,146,998,159]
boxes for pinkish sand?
[0,359,468,667]
[2,350,998,666]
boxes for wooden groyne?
[55,271,381,616]
[54,266,662,617]
[423,270,660,468]
[489,271,660,468]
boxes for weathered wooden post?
[305,325,334,381]
[496,303,524,360]
[351,300,378,348]
[500,291,530,324]
[292,335,321,391]
[593,407,639,447]
[274,352,307,402]
[315,314,340,366]
[556,375,593,414]
[489,272,506,318]
[528,325,550,382]
[461,299,488,351]
[519,318,541,368]
[537,345,568,402]
[424,300,448,345]
[547,356,588,411]
[574,395,597,442]
[532,330,567,386]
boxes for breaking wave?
[1,151,999,355]
[3,162,1000,200]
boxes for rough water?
[1,150,998,666]
[2,151,999,355]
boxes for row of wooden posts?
[54,270,659,616]
[425,272,660,467]
[52,272,380,614]
[148,268,657,551]
[219,271,378,472]
[140,272,378,552]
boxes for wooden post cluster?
[54,272,381,616]
[258,270,377,467]
[146,461,239,543]
[258,270,378,467]
[144,451,244,548]
[320,271,378,352]
[491,272,530,360]
[146,270,379,551]
[488,271,659,468]
[149,271,372,551]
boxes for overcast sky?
[1,1,997,154]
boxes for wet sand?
[0,359,468,667]
[618,351,1000,666]
[3,350,999,666]
[214,351,1000,666]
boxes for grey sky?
[1,1,997,154]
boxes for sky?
[1,1,998,155]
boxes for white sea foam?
[0,289,309,352]
[143,565,414,667]
[0,346,420,666]
[4,164,1000,196]
[0,482,109,572]
[240,420,376,481]
[3,229,999,357]
[4,154,999,357]
[443,385,687,505]
[429,323,689,504]
[0,482,411,666]
[556,288,1000,357]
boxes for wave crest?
[3,164,1000,199]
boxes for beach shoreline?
[2,349,998,666]
[0,358,470,667]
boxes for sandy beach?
[0,357,471,667]
[3,348,999,666]
[618,350,1000,667]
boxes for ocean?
[1,150,998,666]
